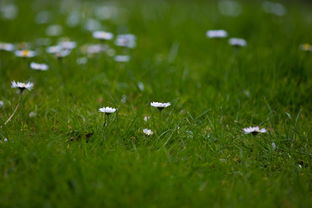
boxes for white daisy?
[0,42,14,51]
[0,100,4,108]
[229,38,247,47]
[144,116,150,122]
[262,1,286,16]
[30,62,49,71]
[206,30,228,39]
[300,43,312,52]
[243,126,267,135]
[58,40,77,50]
[46,24,63,36]
[99,107,117,114]
[46,45,62,54]
[150,102,171,110]
[272,142,277,150]
[115,34,136,48]
[11,81,34,91]
[93,31,114,40]
[3,138,8,142]
[114,55,130,63]
[143,128,154,136]
[15,49,36,58]
[29,112,37,118]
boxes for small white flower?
[137,82,144,91]
[93,31,114,40]
[46,24,62,36]
[15,49,36,58]
[218,0,242,17]
[114,55,130,63]
[0,42,15,51]
[150,102,171,110]
[229,38,247,47]
[3,138,8,142]
[0,100,4,108]
[11,81,33,91]
[58,41,77,50]
[46,45,62,54]
[55,50,71,58]
[262,1,286,16]
[115,34,136,48]
[144,116,150,122]
[99,107,117,114]
[243,126,267,135]
[143,128,153,136]
[77,57,88,65]
[272,142,277,150]
[29,112,37,118]
[30,62,49,71]
[206,30,228,39]
[300,43,312,52]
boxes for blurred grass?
[0,0,312,207]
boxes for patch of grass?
[0,0,311,207]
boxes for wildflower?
[30,62,49,71]
[93,31,114,40]
[150,102,171,111]
[143,128,154,136]
[218,0,242,17]
[1,4,18,20]
[300,43,312,52]
[84,18,102,32]
[137,82,144,91]
[0,42,14,51]
[29,112,37,118]
[229,38,247,47]
[77,57,88,65]
[15,49,36,58]
[144,116,150,122]
[115,34,136,48]
[0,100,4,108]
[243,126,267,135]
[262,1,286,16]
[11,81,33,92]
[272,142,277,150]
[58,40,77,50]
[114,55,130,62]
[46,24,62,36]
[206,30,228,39]
[99,107,117,115]
[4,138,8,142]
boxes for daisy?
[300,43,312,52]
[93,31,114,40]
[115,34,136,48]
[206,30,228,39]
[58,40,77,50]
[114,55,130,63]
[46,24,63,36]
[11,81,33,92]
[15,49,36,58]
[143,128,154,136]
[243,126,267,135]
[0,100,4,108]
[150,102,171,110]
[30,62,49,71]
[0,42,14,51]
[144,116,150,122]
[229,38,247,47]
[99,107,117,114]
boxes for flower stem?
[3,102,20,126]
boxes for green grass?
[0,0,312,207]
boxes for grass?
[0,0,312,207]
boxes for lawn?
[0,0,312,207]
